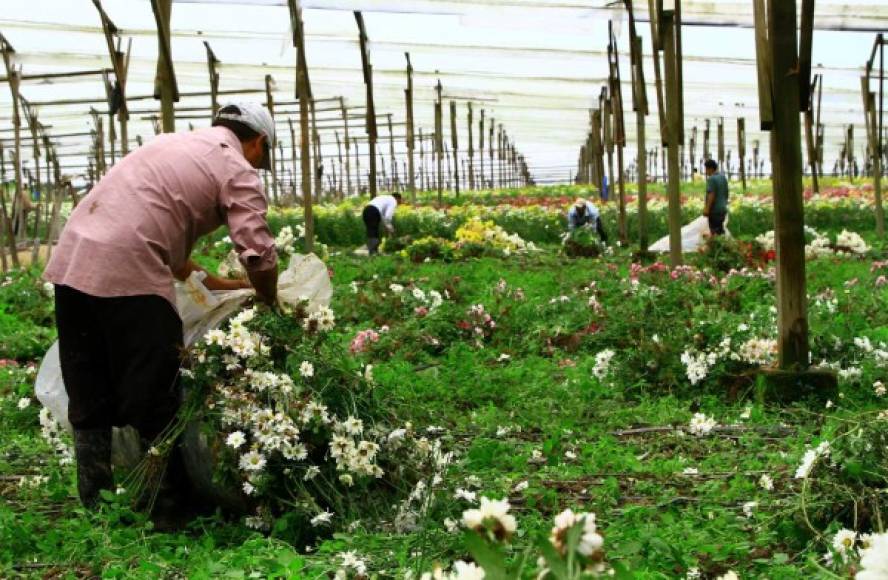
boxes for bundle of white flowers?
[688,412,717,436]
[794,440,830,479]
[835,229,869,255]
[734,337,777,366]
[172,301,443,533]
[592,349,615,381]
[462,497,517,543]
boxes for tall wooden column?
[738,117,748,192]
[754,0,810,369]
[288,0,313,251]
[355,12,377,198]
[435,79,444,203]
[204,41,221,119]
[450,101,460,197]
[479,109,485,188]
[404,53,416,201]
[265,74,279,204]
[150,0,177,133]
[0,33,24,265]
[340,98,352,197]
[467,102,475,191]
[661,7,684,266]
[626,1,649,253]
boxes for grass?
[0,186,886,578]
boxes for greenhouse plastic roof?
[0,0,884,183]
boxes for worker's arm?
[221,168,279,306]
[704,191,715,217]
[174,259,252,291]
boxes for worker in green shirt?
[703,159,729,236]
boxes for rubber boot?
[367,237,380,255]
[73,429,113,509]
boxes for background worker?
[567,197,608,243]
[43,102,279,523]
[362,192,402,255]
[702,159,730,236]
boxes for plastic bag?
[35,253,332,469]
[649,215,731,253]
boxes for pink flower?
[876,275,887,287]
[349,329,380,354]
[414,306,429,317]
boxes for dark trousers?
[55,285,183,440]
[708,212,727,236]
[362,205,381,239]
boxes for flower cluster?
[688,412,717,436]
[734,338,777,366]
[274,224,305,255]
[548,509,606,570]
[462,496,517,542]
[455,218,536,256]
[592,349,615,381]
[458,304,497,346]
[794,440,830,479]
[38,408,73,466]
[349,329,380,354]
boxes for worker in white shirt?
[362,193,402,255]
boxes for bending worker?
[43,103,279,522]
[362,192,402,255]
[567,197,608,243]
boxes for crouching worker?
[42,102,279,526]
[567,198,608,243]
[362,192,402,255]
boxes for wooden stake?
[265,74,279,204]
[450,100,460,197]
[661,8,683,267]
[287,0,313,252]
[738,117,747,192]
[204,41,221,119]
[93,1,131,155]
[435,79,444,203]
[467,102,475,191]
[762,0,810,369]
[354,12,377,198]
[150,0,177,133]
[340,98,352,197]
[479,109,485,188]
[404,53,416,201]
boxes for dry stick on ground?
[354,12,377,199]
[288,0,314,252]
[150,0,177,133]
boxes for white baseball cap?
[214,102,275,169]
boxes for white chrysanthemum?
[341,416,364,436]
[592,349,615,380]
[462,497,517,537]
[454,488,477,503]
[299,361,315,378]
[310,510,334,527]
[831,528,856,560]
[242,481,255,495]
[794,441,830,479]
[238,450,267,472]
[16,397,31,410]
[549,508,604,558]
[857,531,888,580]
[688,412,717,436]
[759,474,774,491]
[389,283,404,294]
[874,381,887,397]
[450,561,485,580]
[225,431,246,449]
[204,328,227,346]
[716,572,739,580]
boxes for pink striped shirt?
[44,126,277,308]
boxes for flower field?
[2,183,888,578]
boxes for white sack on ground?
[649,215,731,253]
[35,253,332,468]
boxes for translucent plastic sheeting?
[0,0,882,181]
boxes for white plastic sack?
[35,253,332,468]
[649,215,731,253]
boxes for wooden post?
[340,98,352,197]
[23,101,41,263]
[703,119,711,161]
[717,117,725,169]
[488,117,495,188]
[661,7,683,267]
[353,137,361,193]
[738,117,748,192]
[93,0,131,155]
[467,102,475,191]
[609,20,628,243]
[287,0,314,252]
[418,128,425,192]
[387,114,397,192]
[204,41,221,119]
[628,16,649,253]
[435,79,444,203]
[264,74,279,204]
[288,118,297,200]
[755,0,810,370]
[479,109,486,188]
[0,34,26,264]
[150,0,178,133]
[647,0,669,146]
[354,12,377,198]
[310,101,322,200]
[405,53,416,201]
[865,35,885,237]
[450,101,460,197]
